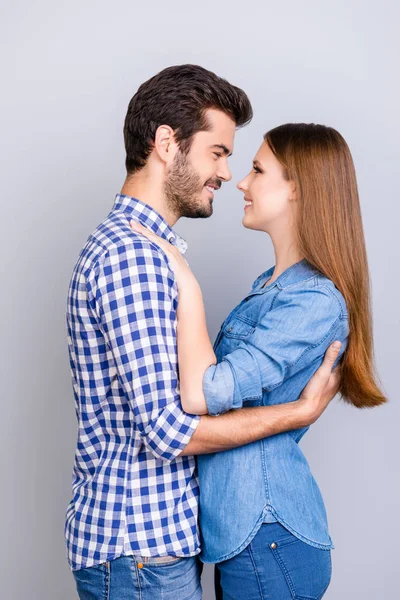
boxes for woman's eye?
[253,166,261,173]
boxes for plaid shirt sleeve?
[88,239,200,462]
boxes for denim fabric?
[73,554,202,600]
[216,522,332,599]
[199,259,349,563]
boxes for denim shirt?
[198,259,349,563]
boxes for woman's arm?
[176,279,216,414]
[129,219,216,415]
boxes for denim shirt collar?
[113,193,188,255]
[252,259,319,293]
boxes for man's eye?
[214,152,222,159]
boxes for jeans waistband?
[132,555,185,564]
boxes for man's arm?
[180,341,342,456]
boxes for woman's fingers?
[318,341,342,380]
[130,219,156,240]
[130,220,169,251]
[300,341,342,401]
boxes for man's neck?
[120,174,179,227]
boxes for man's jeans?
[73,554,202,600]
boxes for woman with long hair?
[130,123,385,599]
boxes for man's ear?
[154,125,178,165]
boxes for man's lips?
[204,182,221,198]
[205,182,221,192]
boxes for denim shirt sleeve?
[203,284,347,416]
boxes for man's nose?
[217,161,232,182]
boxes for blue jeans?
[215,523,332,600]
[73,554,202,600]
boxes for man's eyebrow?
[212,144,233,157]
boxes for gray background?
[1,1,398,598]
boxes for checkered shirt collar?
[113,193,188,255]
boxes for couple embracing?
[65,64,385,600]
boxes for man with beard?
[65,64,343,600]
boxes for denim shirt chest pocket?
[214,312,257,364]
[214,291,273,354]
[217,313,265,407]
[223,316,256,339]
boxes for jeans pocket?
[145,557,202,600]
[269,537,332,600]
[73,562,110,600]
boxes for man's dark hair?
[123,64,253,175]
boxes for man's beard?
[164,151,214,219]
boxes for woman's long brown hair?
[265,123,386,408]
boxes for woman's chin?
[242,214,256,230]
[242,215,268,233]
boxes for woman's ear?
[289,182,297,202]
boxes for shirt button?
[270,542,277,549]
[227,326,233,332]
[137,562,144,569]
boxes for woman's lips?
[244,197,252,210]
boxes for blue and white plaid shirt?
[65,194,201,571]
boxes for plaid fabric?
[65,194,201,571]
